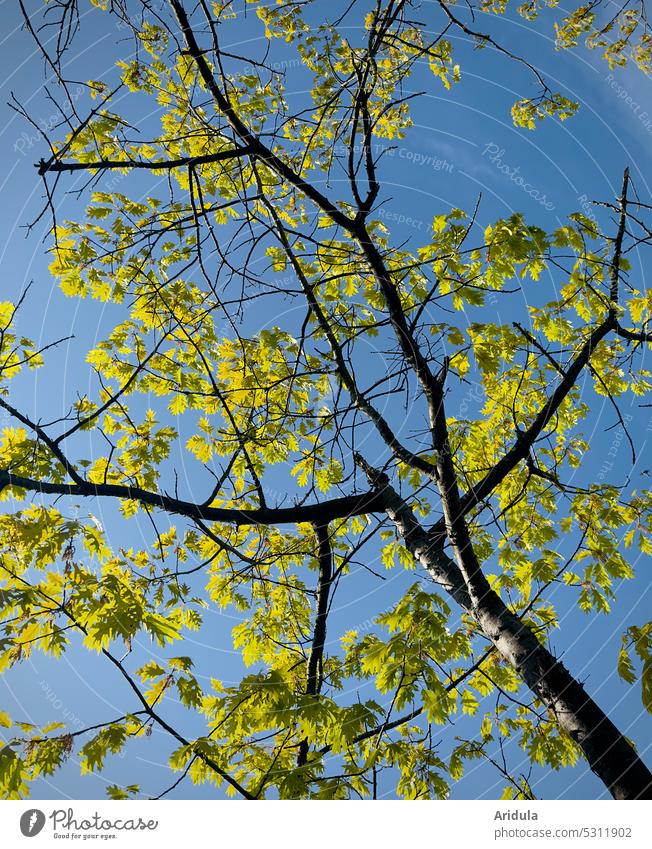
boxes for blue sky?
[0,0,651,800]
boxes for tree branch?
[297,522,334,768]
[0,468,386,527]
[37,146,255,176]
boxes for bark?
[0,469,385,528]
[297,524,334,768]
[356,459,652,800]
[473,591,652,800]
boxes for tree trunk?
[473,591,652,799]
[359,459,652,800]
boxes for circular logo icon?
[20,809,46,837]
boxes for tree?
[1,0,652,801]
